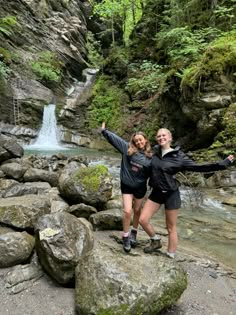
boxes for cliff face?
[0,0,94,127]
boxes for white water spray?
[27,103,64,150]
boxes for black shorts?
[148,188,181,210]
[121,182,147,199]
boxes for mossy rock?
[73,165,110,192]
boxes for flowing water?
[25,104,66,151]
[154,187,236,269]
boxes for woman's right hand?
[101,122,106,130]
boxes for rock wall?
[0,0,98,129]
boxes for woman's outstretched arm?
[101,122,128,154]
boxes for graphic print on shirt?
[130,160,143,172]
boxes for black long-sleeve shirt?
[150,146,231,191]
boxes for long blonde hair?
[128,131,152,158]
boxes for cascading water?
[26,103,65,150]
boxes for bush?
[30,51,63,82]
[89,75,128,131]
[0,61,11,80]
[0,15,17,36]
[180,30,236,89]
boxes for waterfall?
[27,103,65,150]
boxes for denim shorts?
[148,188,181,210]
[121,182,147,199]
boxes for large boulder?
[2,181,51,198]
[23,167,59,187]
[75,232,187,315]
[0,135,24,162]
[35,212,94,284]
[0,162,27,180]
[89,209,123,231]
[58,165,113,209]
[0,227,35,267]
[0,194,51,229]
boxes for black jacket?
[150,146,231,191]
[102,129,151,188]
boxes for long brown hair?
[128,131,152,158]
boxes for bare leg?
[165,209,178,253]
[132,197,144,229]
[139,199,161,237]
[122,194,134,233]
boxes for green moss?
[0,47,12,64]
[181,30,236,89]
[73,165,109,192]
[97,304,129,315]
[89,75,128,132]
[213,102,236,155]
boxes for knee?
[123,208,132,218]
[139,215,148,227]
[166,224,177,234]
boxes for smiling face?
[156,128,172,148]
[133,134,148,150]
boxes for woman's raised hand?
[227,155,234,163]
[101,122,106,130]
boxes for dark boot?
[122,236,131,253]
[144,239,162,254]
[130,229,137,248]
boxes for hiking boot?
[122,236,131,253]
[143,239,162,254]
[166,252,175,259]
[130,229,137,248]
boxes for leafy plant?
[89,75,128,130]
[180,29,236,89]
[0,61,11,79]
[30,51,63,82]
[126,61,167,98]
[0,15,17,36]
[86,31,103,68]
[0,47,12,64]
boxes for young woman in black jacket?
[101,122,152,253]
[139,128,234,258]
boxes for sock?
[151,234,161,241]
[166,252,175,258]
[131,227,138,232]
[123,232,129,237]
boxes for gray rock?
[75,233,187,315]
[1,162,27,180]
[24,168,59,186]
[4,260,43,294]
[0,230,35,267]
[0,194,51,229]
[69,203,97,219]
[3,182,51,198]
[58,165,113,209]
[89,209,123,231]
[35,212,94,284]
